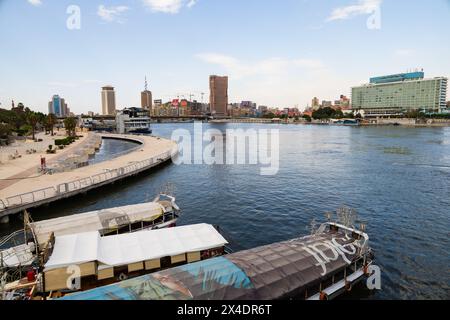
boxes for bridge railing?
[1,150,173,212]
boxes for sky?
[0,0,449,114]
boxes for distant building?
[48,95,68,117]
[141,91,152,112]
[322,100,332,108]
[141,77,152,114]
[210,75,228,117]
[312,97,320,110]
[258,106,268,116]
[101,86,116,116]
[352,71,448,117]
[334,95,350,109]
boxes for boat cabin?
[59,222,373,301]
[30,196,180,247]
[42,223,228,293]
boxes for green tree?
[302,114,312,122]
[312,107,345,120]
[405,109,425,119]
[64,117,77,137]
[26,111,39,140]
[262,112,276,119]
[46,113,57,135]
[0,123,12,139]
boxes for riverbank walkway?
[0,130,89,190]
[0,133,177,220]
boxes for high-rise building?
[322,100,333,108]
[141,77,152,114]
[312,97,320,110]
[209,75,228,117]
[352,71,448,116]
[102,86,116,115]
[48,95,68,117]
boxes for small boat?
[330,119,360,126]
[59,218,374,301]
[0,194,181,271]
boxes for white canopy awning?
[31,202,166,246]
[44,224,228,271]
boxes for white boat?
[0,194,181,269]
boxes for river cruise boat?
[116,107,152,134]
[59,221,374,301]
[1,223,229,300]
[330,119,360,126]
[0,194,180,271]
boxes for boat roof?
[44,224,228,271]
[59,223,369,300]
[1,244,35,268]
[30,202,166,245]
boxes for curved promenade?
[0,134,177,220]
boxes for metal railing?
[1,150,173,212]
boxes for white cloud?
[47,81,78,88]
[27,0,42,6]
[196,53,338,108]
[394,49,415,57]
[196,53,325,79]
[97,5,129,23]
[327,0,382,21]
[142,0,197,14]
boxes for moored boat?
[59,220,374,301]
[0,194,181,271]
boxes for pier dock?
[0,134,177,220]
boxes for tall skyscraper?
[48,95,68,117]
[102,86,116,115]
[141,77,153,114]
[209,75,228,117]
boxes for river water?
[2,123,449,299]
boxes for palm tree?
[26,112,39,140]
[46,113,57,136]
[64,117,77,137]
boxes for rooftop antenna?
[144,76,148,91]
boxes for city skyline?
[1,0,450,114]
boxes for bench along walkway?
[0,134,177,220]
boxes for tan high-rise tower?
[209,75,228,117]
[141,77,153,114]
[102,86,116,115]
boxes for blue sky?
[0,0,449,114]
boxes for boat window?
[334,270,345,283]
[154,215,164,224]
[160,256,171,269]
[305,284,320,299]
[143,220,153,228]
[322,276,333,289]
[130,222,143,232]
[117,225,130,235]
[113,266,128,278]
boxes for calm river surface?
[2,123,450,299]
